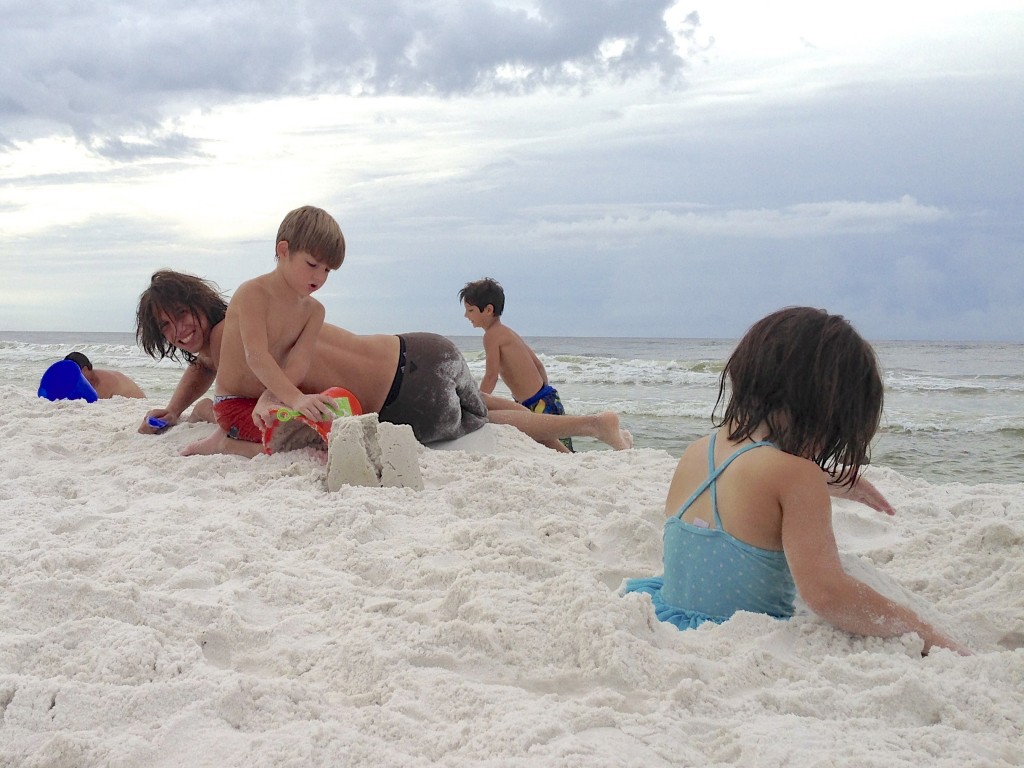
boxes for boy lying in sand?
[135,272,631,457]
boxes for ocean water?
[2,331,1022,485]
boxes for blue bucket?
[38,360,99,402]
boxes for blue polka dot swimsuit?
[624,433,796,630]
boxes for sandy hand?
[850,477,895,516]
[830,475,895,516]
[139,408,178,434]
[253,390,288,430]
[290,393,340,422]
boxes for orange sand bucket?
[261,387,362,454]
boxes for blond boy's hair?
[276,205,346,269]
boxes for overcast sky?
[2,0,1022,341]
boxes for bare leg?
[482,393,526,412]
[181,427,263,458]
[485,394,632,451]
[187,398,216,423]
[482,394,566,451]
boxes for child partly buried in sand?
[623,307,968,655]
[63,351,146,399]
[183,205,346,458]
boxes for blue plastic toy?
[38,360,99,403]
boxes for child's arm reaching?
[277,313,321,398]
[276,307,336,420]
[829,474,894,515]
[139,360,216,433]
[234,287,335,422]
[250,321,329,432]
[781,463,969,655]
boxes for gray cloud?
[4,3,1020,342]
[515,197,949,242]
[0,0,697,152]
[89,133,207,162]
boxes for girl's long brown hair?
[713,307,883,486]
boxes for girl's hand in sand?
[829,476,895,516]
[138,408,178,434]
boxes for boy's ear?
[483,304,495,317]
[275,240,290,260]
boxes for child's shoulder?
[484,321,513,341]
[489,321,528,344]
[738,439,820,476]
[682,433,817,479]
[232,274,273,299]
[742,445,829,502]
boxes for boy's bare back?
[483,322,546,403]
[91,369,145,399]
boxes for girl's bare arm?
[781,463,967,655]
[829,474,894,515]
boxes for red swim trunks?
[213,396,263,443]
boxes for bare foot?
[594,412,633,450]
[181,428,262,458]
[187,398,215,423]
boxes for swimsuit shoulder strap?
[675,433,775,520]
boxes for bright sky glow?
[1,0,1022,339]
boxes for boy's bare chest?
[260,299,315,352]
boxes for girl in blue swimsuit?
[625,307,968,655]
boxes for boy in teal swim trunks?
[459,277,572,451]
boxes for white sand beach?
[1,389,1022,767]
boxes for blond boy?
[459,277,572,450]
[196,205,345,456]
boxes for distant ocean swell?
[2,333,1022,484]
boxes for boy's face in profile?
[278,243,333,295]
[463,300,493,329]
